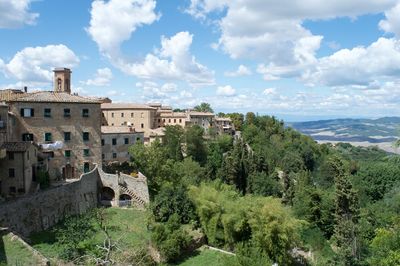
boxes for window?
[44,132,52,142]
[131,113,134,118]
[174,119,176,123]
[9,187,16,193]
[121,113,124,117]
[20,108,34,117]
[83,162,90,173]
[64,132,71,141]
[124,138,129,144]
[136,137,141,142]
[102,154,105,160]
[101,139,105,146]
[44,108,51,117]
[169,119,171,123]
[112,153,117,159]
[27,151,29,160]
[141,123,144,129]
[112,138,117,145]
[82,109,89,117]
[8,152,14,160]
[64,108,71,117]
[9,168,15,178]
[158,119,161,123]
[179,119,182,123]
[111,112,114,118]
[83,149,90,157]
[65,150,71,158]
[83,132,89,141]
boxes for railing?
[118,200,133,207]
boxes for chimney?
[24,86,27,93]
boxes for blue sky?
[1,0,400,121]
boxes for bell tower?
[53,68,71,94]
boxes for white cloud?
[187,0,399,81]
[0,0,39,28]
[87,0,160,57]
[308,38,400,87]
[263,88,277,95]
[136,81,180,99]
[120,31,215,86]
[84,67,113,86]
[87,2,214,87]
[1,44,79,83]
[224,65,252,77]
[217,85,236,96]
[379,3,400,38]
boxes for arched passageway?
[100,187,115,201]
[119,194,132,201]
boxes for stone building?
[101,126,144,163]
[0,68,102,181]
[186,111,215,133]
[101,103,157,137]
[215,117,235,135]
[0,142,39,199]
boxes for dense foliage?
[128,106,400,265]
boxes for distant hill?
[289,117,400,153]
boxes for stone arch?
[100,187,115,201]
[119,194,132,201]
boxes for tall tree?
[163,125,184,161]
[331,156,360,265]
[185,125,207,165]
[193,102,214,113]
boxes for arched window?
[57,78,62,90]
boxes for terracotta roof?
[149,127,165,137]
[101,126,143,134]
[0,90,102,104]
[101,103,155,110]
[215,117,232,121]
[1,142,35,152]
[188,111,215,117]
[159,112,187,118]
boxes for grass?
[30,207,150,264]
[172,247,236,266]
[0,233,43,266]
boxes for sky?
[1,0,400,121]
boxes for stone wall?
[0,165,99,237]
[98,168,149,204]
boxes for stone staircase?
[118,184,146,208]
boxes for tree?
[185,125,207,165]
[245,112,256,125]
[193,102,214,113]
[163,125,184,161]
[331,156,360,265]
[151,184,196,224]
[55,212,96,260]
[226,112,244,131]
[219,139,250,194]
[369,220,400,266]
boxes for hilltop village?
[0,68,234,200]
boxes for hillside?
[290,117,400,153]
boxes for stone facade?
[0,142,39,198]
[101,126,144,163]
[186,111,215,132]
[215,117,235,135]
[7,99,102,180]
[101,103,157,137]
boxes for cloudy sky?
[1,0,400,121]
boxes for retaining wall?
[0,166,99,237]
